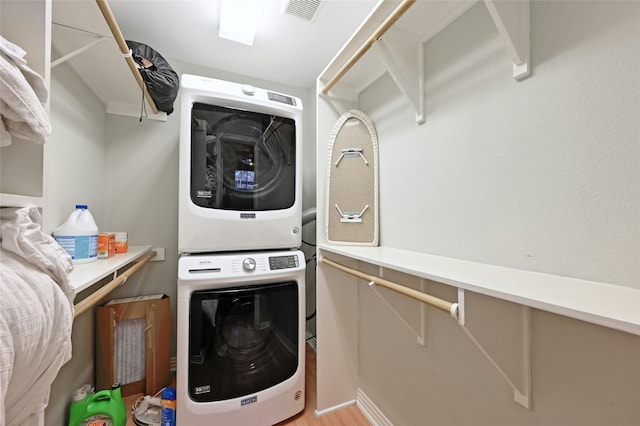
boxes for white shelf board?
[319,244,640,336]
[0,193,45,209]
[70,245,152,293]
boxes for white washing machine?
[177,250,306,425]
[178,75,303,254]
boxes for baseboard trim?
[315,399,357,417]
[356,388,394,426]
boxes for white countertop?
[69,245,153,293]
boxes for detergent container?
[53,204,98,263]
[68,383,126,426]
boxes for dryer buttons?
[242,257,256,271]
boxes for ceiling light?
[219,0,264,46]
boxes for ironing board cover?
[326,110,379,246]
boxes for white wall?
[47,60,107,233]
[362,0,639,288]
[316,1,639,425]
[45,55,108,425]
[358,278,640,425]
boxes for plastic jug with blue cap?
[53,204,99,263]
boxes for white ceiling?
[107,0,379,89]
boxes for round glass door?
[188,281,299,402]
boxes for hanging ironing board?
[326,110,379,246]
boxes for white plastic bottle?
[53,204,99,264]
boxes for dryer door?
[188,281,299,402]
[190,102,296,211]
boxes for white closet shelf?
[0,194,45,209]
[70,245,152,293]
[319,244,640,336]
[318,0,529,122]
[51,0,167,121]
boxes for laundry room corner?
[44,55,318,425]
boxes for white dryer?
[178,75,303,254]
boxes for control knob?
[242,257,256,272]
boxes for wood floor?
[125,343,371,425]
[276,344,370,426]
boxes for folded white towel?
[0,35,51,147]
[0,206,74,303]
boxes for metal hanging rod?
[320,256,459,319]
[321,0,416,95]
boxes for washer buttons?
[242,84,255,96]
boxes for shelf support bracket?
[366,266,428,346]
[457,289,532,408]
[51,36,107,68]
[373,26,425,124]
[484,0,530,80]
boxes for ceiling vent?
[283,0,323,22]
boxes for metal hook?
[335,204,369,223]
[335,147,369,166]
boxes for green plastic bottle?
[68,383,126,426]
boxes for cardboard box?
[96,294,170,397]
[115,232,128,253]
[98,233,115,259]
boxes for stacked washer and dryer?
[176,75,306,425]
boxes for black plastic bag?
[126,40,178,115]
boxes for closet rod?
[95,0,160,114]
[73,250,156,318]
[320,256,459,319]
[321,0,416,95]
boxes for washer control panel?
[268,255,300,270]
[179,250,304,281]
[268,91,296,106]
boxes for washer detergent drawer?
[188,281,299,402]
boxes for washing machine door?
[190,102,296,211]
[188,281,299,402]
